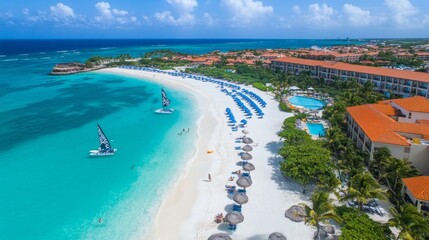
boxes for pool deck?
[302,120,330,140]
[283,93,332,139]
[284,95,328,112]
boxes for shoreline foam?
[97,67,315,240]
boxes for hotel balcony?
[417,90,427,97]
[419,83,428,89]
[403,87,411,93]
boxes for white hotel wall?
[409,144,429,175]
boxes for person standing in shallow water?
[208,174,211,182]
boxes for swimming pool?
[289,96,326,110]
[307,123,326,136]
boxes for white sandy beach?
[98,67,315,240]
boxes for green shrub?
[279,101,292,112]
[252,82,268,91]
[336,206,393,240]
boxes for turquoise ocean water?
[0,39,363,239]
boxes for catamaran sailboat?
[155,88,174,114]
[89,124,117,156]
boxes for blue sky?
[0,0,428,38]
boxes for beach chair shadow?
[224,203,236,212]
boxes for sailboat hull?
[154,108,174,114]
[89,149,117,157]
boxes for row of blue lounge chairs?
[225,108,238,131]
[236,92,264,118]
[242,89,267,107]
[119,65,241,90]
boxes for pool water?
[289,96,325,110]
[307,123,326,136]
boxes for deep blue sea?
[0,39,362,240]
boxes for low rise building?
[402,176,429,212]
[271,56,429,98]
[346,97,429,174]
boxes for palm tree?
[338,148,366,180]
[340,172,387,210]
[370,147,392,180]
[382,158,419,202]
[388,204,429,240]
[300,192,342,240]
[317,174,341,195]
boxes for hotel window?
[404,148,411,153]
[408,113,412,119]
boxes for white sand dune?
[98,68,315,240]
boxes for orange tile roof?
[273,56,429,83]
[347,99,429,146]
[417,119,429,125]
[347,104,409,146]
[371,104,399,116]
[390,97,429,113]
[416,52,429,56]
[402,176,429,201]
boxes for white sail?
[89,124,117,156]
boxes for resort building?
[402,176,429,212]
[345,97,429,174]
[416,52,429,62]
[270,56,429,98]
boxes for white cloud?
[154,0,198,26]
[22,9,50,23]
[167,0,198,14]
[112,9,128,16]
[307,3,334,25]
[203,12,217,26]
[155,11,195,26]
[0,12,13,20]
[221,0,273,26]
[343,3,372,26]
[94,2,137,25]
[95,2,113,20]
[292,5,301,14]
[0,12,14,25]
[50,3,75,19]
[385,0,418,26]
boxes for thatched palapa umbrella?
[268,232,287,240]
[233,192,249,206]
[236,176,252,189]
[208,233,232,240]
[240,153,253,161]
[243,137,253,144]
[243,162,255,172]
[224,211,244,225]
[242,145,253,152]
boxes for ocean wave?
[19,53,29,56]
[100,47,115,50]
[57,50,69,53]
[2,59,18,62]
[39,52,46,54]
[0,55,6,57]
[40,57,51,59]
[152,44,166,47]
